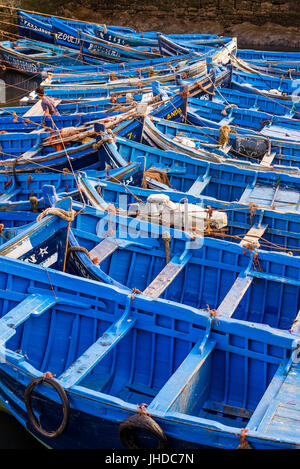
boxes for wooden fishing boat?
[0,160,140,211]
[0,39,84,74]
[0,127,141,176]
[232,55,300,80]
[0,239,298,449]
[207,86,300,119]
[231,70,300,103]
[237,48,300,63]
[42,53,195,77]
[40,56,204,86]
[40,57,208,89]
[3,189,300,335]
[74,173,300,254]
[187,103,300,145]
[157,33,236,58]
[94,125,300,211]
[0,95,137,119]
[115,114,300,171]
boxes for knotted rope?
[221,103,238,116]
[236,428,252,449]
[37,207,76,222]
[67,246,100,265]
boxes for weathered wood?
[58,313,136,388]
[149,339,216,413]
[217,274,253,317]
[240,223,268,248]
[42,128,95,146]
[260,151,276,167]
[89,238,120,264]
[0,294,57,345]
[23,99,61,117]
[187,175,211,196]
[143,251,191,298]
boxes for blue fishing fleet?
[0,6,299,450]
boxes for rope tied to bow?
[137,403,151,416]
[221,103,238,116]
[236,428,252,449]
[67,245,100,265]
[206,304,219,326]
[37,206,76,222]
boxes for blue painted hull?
[0,39,83,74]
[0,251,297,449]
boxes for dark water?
[0,410,43,449]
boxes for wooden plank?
[58,314,136,388]
[0,294,57,345]
[256,364,300,438]
[143,251,192,298]
[260,151,276,167]
[239,223,268,248]
[0,187,22,202]
[148,339,216,413]
[217,273,253,317]
[23,99,61,117]
[202,400,253,419]
[20,149,40,160]
[89,238,120,264]
[187,175,211,196]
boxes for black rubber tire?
[24,376,70,438]
[118,413,167,449]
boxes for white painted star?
[39,247,48,258]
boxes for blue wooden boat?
[0,127,141,175]
[0,39,85,74]
[41,57,208,89]
[42,53,197,77]
[0,95,137,119]
[74,173,300,254]
[3,188,300,334]
[237,48,300,63]
[116,114,300,171]
[0,245,298,448]
[0,160,139,211]
[231,70,300,103]
[248,62,300,80]
[157,33,236,57]
[232,55,300,80]
[79,30,162,64]
[16,10,137,49]
[40,56,204,86]
[206,86,300,119]
[114,91,300,170]
[95,125,300,211]
[20,82,157,104]
[0,170,79,212]
[0,130,100,173]
[186,96,300,141]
